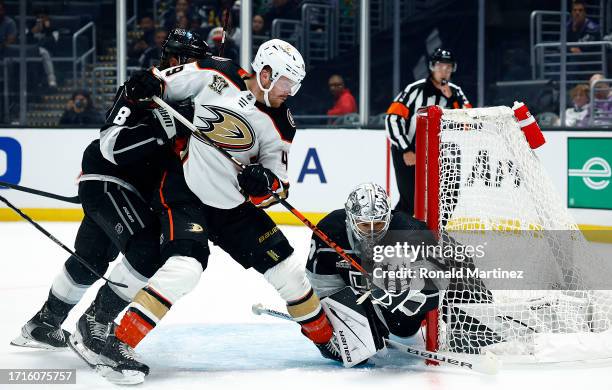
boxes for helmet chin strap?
[256,71,276,107]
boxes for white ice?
[1,222,612,390]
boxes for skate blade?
[68,333,103,368]
[96,365,145,385]
[10,335,66,351]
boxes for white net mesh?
[433,106,612,362]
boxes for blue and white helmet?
[252,39,306,107]
[345,183,392,245]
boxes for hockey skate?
[68,304,112,367]
[96,328,149,385]
[315,335,343,363]
[10,303,70,350]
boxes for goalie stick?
[152,96,369,278]
[0,180,80,204]
[251,303,500,375]
[0,193,127,288]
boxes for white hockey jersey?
[154,57,296,209]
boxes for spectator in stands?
[138,15,156,47]
[252,14,268,53]
[567,0,600,54]
[565,84,590,127]
[128,16,158,63]
[175,10,191,30]
[0,1,17,55]
[164,0,194,30]
[589,73,612,125]
[253,14,267,36]
[326,74,357,118]
[59,91,103,126]
[26,8,58,89]
[264,0,300,32]
[139,29,169,69]
[207,26,238,62]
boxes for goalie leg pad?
[322,287,379,367]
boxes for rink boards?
[0,127,610,240]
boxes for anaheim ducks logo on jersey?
[193,105,255,151]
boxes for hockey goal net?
[415,105,612,362]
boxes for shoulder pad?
[390,211,429,230]
[318,209,348,231]
[196,57,248,91]
[256,103,297,143]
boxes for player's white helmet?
[252,39,306,107]
[345,183,392,245]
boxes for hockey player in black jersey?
[11,29,209,358]
[305,183,444,360]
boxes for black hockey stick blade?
[0,180,80,204]
[0,194,127,288]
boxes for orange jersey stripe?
[387,102,410,118]
[159,171,174,241]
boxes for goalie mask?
[345,183,392,246]
[252,39,306,107]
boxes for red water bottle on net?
[512,101,546,149]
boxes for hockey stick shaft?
[0,180,80,204]
[0,194,127,288]
[219,5,230,57]
[152,96,369,277]
[251,303,499,375]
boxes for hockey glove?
[151,99,194,142]
[237,163,278,197]
[124,70,163,101]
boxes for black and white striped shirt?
[385,77,471,152]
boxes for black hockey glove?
[124,70,163,101]
[237,163,278,197]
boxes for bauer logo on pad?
[568,137,612,210]
[0,137,22,186]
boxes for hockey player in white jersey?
[90,40,341,384]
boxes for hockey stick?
[219,4,231,58]
[0,194,127,288]
[251,303,500,375]
[0,180,80,204]
[152,96,369,277]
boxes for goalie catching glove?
[237,163,287,207]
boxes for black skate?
[315,335,343,363]
[96,330,149,385]
[68,305,112,367]
[315,335,369,366]
[10,303,70,350]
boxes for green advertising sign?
[568,137,612,210]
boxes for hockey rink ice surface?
[2,222,612,390]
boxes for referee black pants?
[391,145,415,216]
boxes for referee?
[385,48,471,216]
